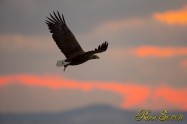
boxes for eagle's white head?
[56,60,70,67]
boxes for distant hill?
[0,105,186,124]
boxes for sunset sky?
[0,0,187,113]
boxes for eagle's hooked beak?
[92,55,99,59]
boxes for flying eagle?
[45,11,108,71]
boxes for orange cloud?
[0,74,150,109]
[154,85,187,110]
[132,46,187,58]
[0,74,187,111]
[153,5,187,25]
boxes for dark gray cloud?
[0,1,187,113]
[0,0,186,35]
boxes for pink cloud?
[0,34,53,52]
[0,74,187,111]
[93,18,143,36]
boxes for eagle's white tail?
[56,60,70,67]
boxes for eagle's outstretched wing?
[46,11,84,59]
[85,41,108,56]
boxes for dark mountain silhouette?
[0,105,186,124]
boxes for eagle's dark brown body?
[46,11,108,71]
